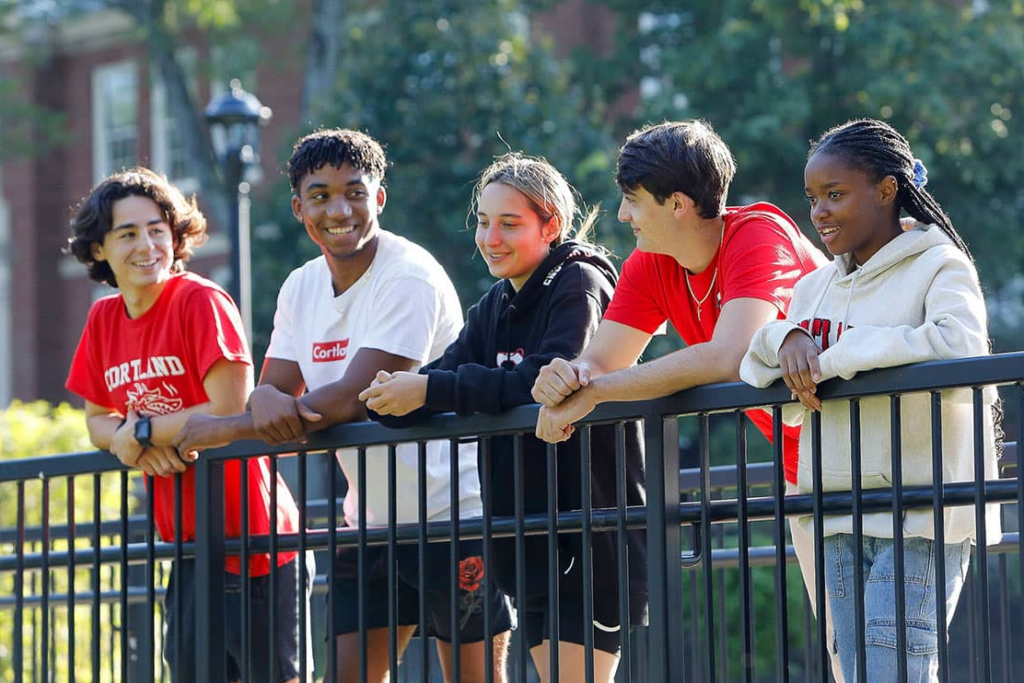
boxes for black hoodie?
[377,241,646,602]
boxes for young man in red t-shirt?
[530,120,841,679]
[65,168,311,683]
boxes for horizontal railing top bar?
[3,352,1022,480]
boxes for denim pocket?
[865,619,938,656]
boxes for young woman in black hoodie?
[359,153,646,683]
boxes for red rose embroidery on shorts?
[459,555,484,593]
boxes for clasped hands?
[111,409,190,478]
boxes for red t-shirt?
[604,203,828,483]
[66,272,299,575]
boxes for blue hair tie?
[912,159,928,190]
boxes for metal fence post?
[645,415,683,682]
[194,456,226,682]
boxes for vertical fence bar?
[480,438,494,683]
[513,434,528,682]
[119,472,129,682]
[688,545,702,682]
[417,442,430,681]
[998,554,1010,682]
[270,455,280,682]
[715,489,728,682]
[735,413,753,682]
[810,410,828,679]
[770,406,790,683]
[327,450,339,683]
[580,426,595,683]
[13,482,24,683]
[1017,383,1024,683]
[65,476,76,680]
[91,475,100,683]
[614,424,629,681]
[645,414,682,683]
[146,474,156,680]
[715,507,727,682]
[39,476,49,683]
[449,438,462,683]
[194,456,227,680]
[698,414,716,682]
[547,439,560,682]
[241,459,251,683]
[297,451,309,683]
[358,446,366,683]
[174,472,183,681]
[891,395,908,683]
[358,446,368,683]
[850,399,867,681]
[387,444,399,680]
[972,388,991,682]
[931,392,949,683]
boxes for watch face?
[135,416,152,446]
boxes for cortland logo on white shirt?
[312,339,349,363]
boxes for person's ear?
[542,216,560,244]
[670,191,694,217]
[291,194,304,223]
[878,175,898,206]
[90,241,106,262]
[376,186,387,214]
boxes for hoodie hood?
[506,240,618,314]
[834,221,953,280]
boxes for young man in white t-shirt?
[176,129,512,683]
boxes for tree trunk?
[109,0,230,228]
[300,0,343,127]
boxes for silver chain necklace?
[684,266,718,323]
[684,220,725,323]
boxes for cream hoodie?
[741,223,1000,545]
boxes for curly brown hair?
[66,167,208,287]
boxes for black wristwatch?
[134,415,153,448]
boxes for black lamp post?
[204,79,271,343]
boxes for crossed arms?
[532,298,781,442]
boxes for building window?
[151,49,198,191]
[92,61,138,182]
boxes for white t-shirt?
[267,230,481,526]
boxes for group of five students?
[65,117,997,683]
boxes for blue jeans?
[825,534,971,683]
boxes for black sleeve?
[371,295,489,428]
[425,264,610,416]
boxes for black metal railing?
[1,352,1022,682]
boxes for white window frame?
[151,48,199,193]
[91,60,139,183]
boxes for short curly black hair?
[287,128,387,192]
[66,167,207,287]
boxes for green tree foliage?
[612,0,1024,346]
[0,401,135,682]
[249,0,628,361]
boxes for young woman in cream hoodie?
[741,119,1000,683]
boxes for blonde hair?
[471,152,599,246]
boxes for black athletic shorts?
[331,539,513,643]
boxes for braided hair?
[812,119,1002,453]
[808,118,973,261]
